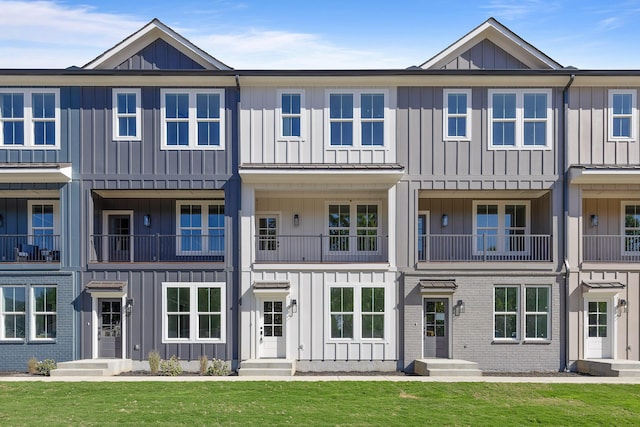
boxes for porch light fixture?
[293,214,300,227]
[143,214,151,227]
[291,298,298,313]
[126,298,134,316]
[441,214,449,227]
[590,214,599,227]
[454,299,465,316]
[619,298,628,310]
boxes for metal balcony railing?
[0,235,61,262]
[254,235,389,263]
[583,235,640,262]
[417,234,552,262]
[89,234,225,263]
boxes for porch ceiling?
[569,166,640,185]
[0,163,71,183]
[92,189,224,199]
[418,189,549,199]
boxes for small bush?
[36,359,56,376]
[198,355,209,375]
[160,355,183,376]
[148,350,161,375]
[206,358,231,376]
[27,357,38,375]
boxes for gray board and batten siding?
[438,39,530,70]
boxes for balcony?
[0,235,61,263]
[583,235,640,262]
[254,235,389,263]
[417,234,552,262]
[89,234,224,263]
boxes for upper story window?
[112,89,141,141]
[327,90,388,147]
[161,89,225,150]
[278,91,304,140]
[609,90,636,141]
[327,202,380,253]
[473,201,529,255]
[0,89,60,149]
[28,200,59,251]
[488,89,552,150]
[176,201,225,255]
[443,89,471,141]
[623,202,640,254]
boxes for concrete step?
[50,368,110,377]
[426,368,483,377]
[56,361,114,370]
[414,359,482,377]
[613,369,640,377]
[239,360,294,370]
[51,359,132,377]
[237,368,294,377]
[237,359,296,376]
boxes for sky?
[1,0,640,69]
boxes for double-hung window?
[112,89,141,141]
[488,89,552,149]
[32,286,56,340]
[494,286,518,340]
[329,285,386,340]
[473,201,529,255]
[609,90,636,141]
[278,91,304,139]
[176,201,225,255]
[0,89,59,148]
[623,202,640,253]
[161,89,225,149]
[330,287,354,339]
[443,89,471,140]
[361,287,384,339]
[327,90,387,147]
[525,286,550,339]
[1,286,26,340]
[327,202,380,253]
[28,200,59,251]
[162,282,225,343]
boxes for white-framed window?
[32,286,56,340]
[112,88,141,141]
[278,90,304,140]
[28,200,59,251]
[160,89,225,149]
[473,201,529,255]
[494,286,519,340]
[176,201,225,255]
[361,287,385,339]
[622,202,640,254]
[525,286,550,339]
[326,90,388,147]
[327,202,381,253]
[609,90,636,141]
[443,89,471,141]
[488,89,552,149]
[330,286,354,339]
[162,282,225,343]
[328,284,386,341]
[0,286,26,340]
[0,89,60,149]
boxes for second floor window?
[328,202,380,253]
[474,201,529,254]
[444,89,471,140]
[328,91,387,147]
[0,90,59,149]
[279,92,303,139]
[176,201,225,255]
[161,89,225,149]
[113,89,141,140]
[609,90,636,141]
[623,202,640,253]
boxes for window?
[0,89,60,148]
[278,91,304,139]
[112,89,141,141]
[28,201,59,250]
[623,202,640,253]
[1,286,25,340]
[330,287,353,338]
[609,90,636,141]
[494,286,518,340]
[327,202,380,253]
[473,201,529,254]
[329,285,386,341]
[176,201,225,255]
[32,286,56,340]
[525,286,550,339]
[444,89,471,140]
[488,89,551,149]
[162,282,225,343]
[361,287,384,339]
[327,90,388,147]
[161,89,225,149]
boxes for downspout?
[562,74,575,371]
[235,74,241,370]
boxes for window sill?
[0,339,26,343]
[491,339,520,344]
[162,339,225,344]
[28,339,56,344]
[523,339,552,344]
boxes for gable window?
[32,286,56,340]
[494,286,518,340]
[525,286,550,339]
[327,90,388,147]
[176,201,225,255]
[623,202,640,253]
[112,89,141,141]
[161,89,225,149]
[0,89,59,148]
[609,90,636,141]
[488,89,551,149]
[473,201,529,255]
[278,91,304,139]
[1,286,25,340]
[330,287,354,339]
[162,282,225,343]
[444,89,471,140]
[328,202,380,253]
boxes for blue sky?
[1,0,640,69]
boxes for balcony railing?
[583,235,640,262]
[89,234,225,263]
[417,234,552,262]
[254,235,389,263]
[0,235,61,262]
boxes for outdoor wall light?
[293,214,300,227]
[590,214,599,227]
[454,299,465,316]
[143,214,151,227]
[126,298,134,316]
[619,299,627,308]
[291,298,298,313]
[441,214,449,227]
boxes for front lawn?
[1,381,639,426]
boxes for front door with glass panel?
[257,215,278,261]
[108,214,131,262]
[259,299,285,358]
[423,299,449,358]
[99,299,122,358]
[585,299,612,359]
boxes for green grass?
[1,382,640,426]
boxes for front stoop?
[577,359,640,377]
[238,359,296,376]
[414,359,483,377]
[50,359,133,377]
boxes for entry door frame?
[583,293,618,359]
[252,288,290,360]
[91,293,127,359]
[422,294,453,359]
[102,210,134,262]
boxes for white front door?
[259,299,286,358]
[256,215,279,262]
[585,299,612,359]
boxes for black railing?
[0,235,61,262]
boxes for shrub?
[206,358,231,376]
[27,357,38,375]
[36,359,56,376]
[198,355,209,375]
[160,355,183,376]
[148,350,161,375]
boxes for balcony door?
[102,211,133,262]
[256,214,279,261]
